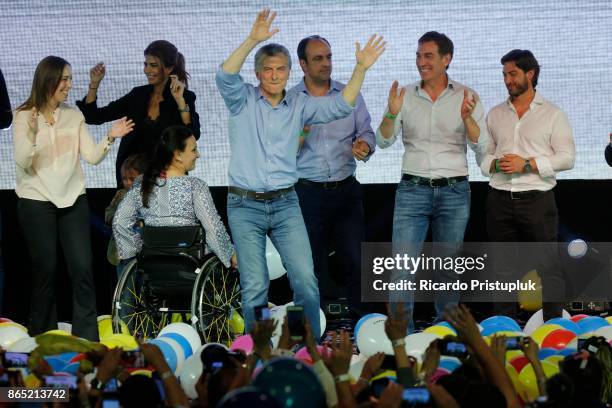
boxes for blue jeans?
[390,179,471,332]
[227,190,321,339]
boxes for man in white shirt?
[482,49,575,320]
[377,31,488,330]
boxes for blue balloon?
[354,313,385,339]
[544,318,582,334]
[439,357,461,372]
[253,358,325,408]
[480,316,521,332]
[160,332,193,358]
[148,339,177,373]
[538,348,560,360]
[480,323,519,336]
[576,316,609,334]
[557,348,576,356]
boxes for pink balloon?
[430,367,451,383]
[230,335,254,354]
[294,346,331,365]
[541,329,576,350]
[570,314,588,323]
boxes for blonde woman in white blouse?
[13,56,134,340]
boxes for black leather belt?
[228,186,294,200]
[298,176,354,190]
[490,187,549,200]
[402,174,468,187]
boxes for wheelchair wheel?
[111,259,169,339]
[191,256,241,344]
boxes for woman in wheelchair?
[113,125,235,268]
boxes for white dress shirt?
[13,104,113,208]
[482,92,575,191]
[376,78,489,178]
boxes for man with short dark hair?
[377,31,488,330]
[482,49,575,320]
[215,9,385,337]
[292,35,375,318]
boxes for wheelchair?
[111,225,241,344]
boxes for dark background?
[1,180,610,325]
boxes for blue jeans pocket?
[227,193,244,208]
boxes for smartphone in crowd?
[121,350,146,368]
[45,375,78,389]
[254,304,271,321]
[286,305,305,342]
[402,387,431,406]
[437,339,468,358]
[3,352,29,369]
[505,336,528,350]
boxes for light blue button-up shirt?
[216,67,354,191]
[292,79,375,182]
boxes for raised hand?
[249,8,279,43]
[387,80,406,116]
[385,303,409,341]
[352,137,370,161]
[109,117,135,139]
[490,334,507,367]
[355,34,386,71]
[520,337,540,364]
[443,305,481,346]
[322,330,352,376]
[460,89,477,120]
[169,75,185,102]
[89,62,106,87]
[29,108,39,135]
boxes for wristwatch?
[178,104,190,113]
[523,159,532,173]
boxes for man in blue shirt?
[215,9,385,339]
[292,35,375,318]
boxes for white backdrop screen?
[1,0,610,188]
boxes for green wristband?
[495,159,501,172]
[299,130,309,138]
[384,112,398,120]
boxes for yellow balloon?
[100,333,138,351]
[0,322,28,333]
[44,329,70,336]
[423,325,456,338]
[531,324,564,345]
[606,317,612,325]
[130,369,153,378]
[505,363,520,392]
[371,370,397,382]
[506,350,524,360]
[228,309,245,335]
[518,270,542,312]
[544,355,564,367]
[494,331,524,337]
[518,360,559,401]
[98,317,130,341]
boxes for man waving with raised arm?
[216,9,385,339]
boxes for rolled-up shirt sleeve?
[215,66,248,116]
[113,184,143,260]
[355,93,376,160]
[12,110,36,169]
[533,110,575,178]
[192,179,234,268]
[302,92,353,126]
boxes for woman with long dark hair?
[113,125,235,268]
[13,56,134,340]
[77,40,200,187]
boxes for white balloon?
[266,237,287,280]
[57,322,72,334]
[523,309,571,335]
[404,332,439,363]
[349,354,367,381]
[156,337,186,374]
[7,336,37,353]
[159,323,202,355]
[593,325,612,341]
[0,327,29,349]
[178,353,203,400]
[284,302,326,336]
[356,316,392,356]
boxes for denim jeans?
[227,190,321,339]
[390,179,471,332]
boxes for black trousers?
[486,188,565,320]
[295,177,366,315]
[18,195,98,341]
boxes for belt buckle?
[429,178,435,188]
[254,191,266,200]
[324,181,339,190]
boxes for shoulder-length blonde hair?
[17,56,70,112]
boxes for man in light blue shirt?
[292,35,375,319]
[215,9,385,338]
[377,32,488,331]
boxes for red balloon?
[509,355,530,373]
[542,329,577,350]
[570,314,588,323]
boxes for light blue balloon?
[576,316,609,334]
[160,332,193,358]
[557,348,576,356]
[545,318,582,334]
[354,313,385,339]
[439,357,461,372]
[480,323,518,336]
[148,339,177,373]
[538,348,559,360]
[480,316,521,332]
